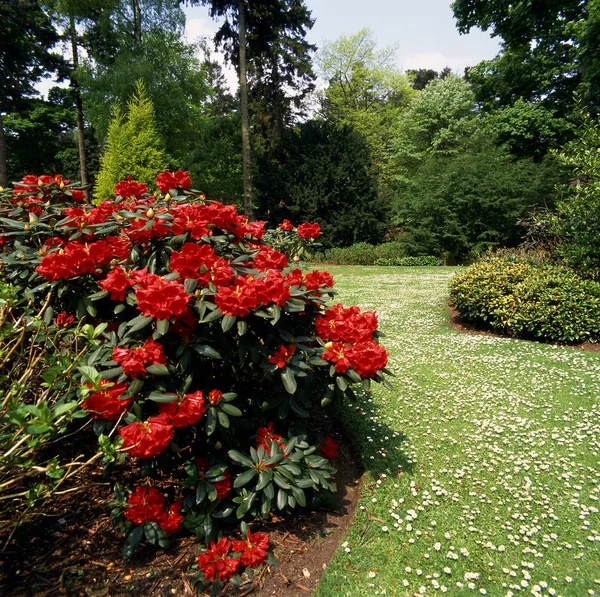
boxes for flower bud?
[324,341,333,349]
[45,200,51,207]
[29,213,36,224]
[164,193,171,203]
[59,182,65,190]
[37,178,44,187]
[293,255,300,262]
[199,193,206,201]
[146,207,155,219]
[24,223,30,231]
[0,186,4,193]
[214,441,222,450]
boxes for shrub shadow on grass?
[339,389,414,479]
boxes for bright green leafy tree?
[94,81,167,202]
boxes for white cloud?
[184,17,218,42]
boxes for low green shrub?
[450,255,600,343]
[375,256,442,266]
[314,241,439,266]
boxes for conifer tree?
[94,81,167,202]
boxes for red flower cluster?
[159,391,206,427]
[156,170,192,193]
[278,219,293,231]
[297,222,320,239]
[231,531,270,568]
[113,338,167,378]
[252,247,287,271]
[197,538,241,582]
[214,271,290,317]
[124,486,184,536]
[196,458,231,499]
[118,413,174,458]
[82,381,132,420]
[114,177,149,199]
[319,436,339,460]
[134,273,190,320]
[316,304,379,344]
[317,304,388,378]
[287,268,334,291]
[268,345,296,369]
[53,312,75,328]
[256,422,285,452]
[170,242,234,286]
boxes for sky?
[185,0,501,85]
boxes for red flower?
[253,247,287,271]
[253,271,290,307]
[197,538,241,582]
[36,242,97,281]
[113,338,167,379]
[82,381,132,420]
[231,531,270,568]
[135,275,190,320]
[322,342,352,374]
[214,276,260,317]
[159,391,206,427]
[100,267,132,301]
[156,170,192,193]
[319,436,339,460]
[278,219,293,231]
[243,220,266,239]
[303,270,334,290]
[118,413,174,458]
[297,222,320,239]
[114,177,149,199]
[346,340,389,378]
[124,486,165,525]
[315,304,378,344]
[170,242,218,280]
[268,345,296,369]
[255,422,284,451]
[53,312,75,328]
[207,389,223,406]
[158,500,184,536]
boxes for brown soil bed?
[447,299,600,353]
[0,428,363,597]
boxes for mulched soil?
[0,424,363,597]
[447,299,600,353]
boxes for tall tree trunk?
[132,0,142,46]
[238,0,253,219]
[0,112,7,188]
[69,15,89,187]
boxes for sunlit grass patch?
[315,266,600,597]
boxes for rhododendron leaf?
[256,471,272,491]
[78,365,100,384]
[287,494,297,508]
[213,506,234,519]
[169,234,188,247]
[276,488,287,510]
[217,411,230,428]
[43,306,54,325]
[270,305,281,325]
[290,485,306,507]
[148,391,178,403]
[237,320,248,336]
[155,319,169,336]
[281,368,297,395]
[228,450,254,468]
[382,377,394,391]
[196,483,207,504]
[144,521,169,548]
[100,367,124,380]
[199,307,222,324]
[286,298,306,312]
[263,482,275,501]
[205,408,217,436]
[163,273,179,282]
[145,364,169,376]
[297,477,315,489]
[234,468,257,489]
[221,315,236,333]
[221,404,242,417]
[362,378,371,391]
[88,290,109,301]
[191,344,221,359]
[222,392,237,402]
[273,474,291,490]
[296,361,310,370]
[289,400,309,418]
[346,369,362,383]
[122,525,144,560]
[335,376,349,392]
[184,278,197,293]
[280,462,301,476]
[127,378,144,396]
[127,315,153,333]
[53,401,78,418]
[321,396,332,407]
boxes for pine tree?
[94,81,167,202]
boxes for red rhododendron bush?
[0,173,390,590]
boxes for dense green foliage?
[314,241,440,266]
[256,120,388,249]
[450,254,600,343]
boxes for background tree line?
[2,0,599,257]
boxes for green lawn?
[314,266,600,597]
